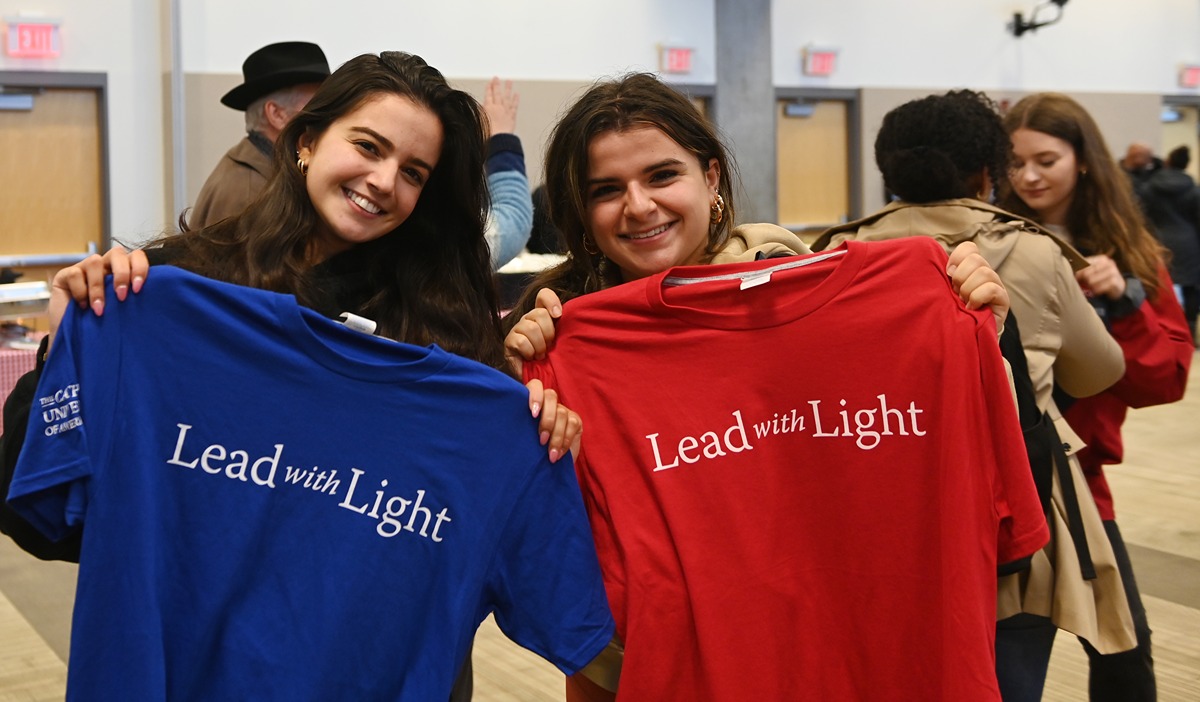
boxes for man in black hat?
[189,41,331,229]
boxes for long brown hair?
[505,73,738,324]
[167,52,506,370]
[999,92,1165,297]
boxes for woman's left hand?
[947,241,1009,333]
[525,379,582,463]
[1075,254,1126,300]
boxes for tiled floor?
[0,355,1196,701]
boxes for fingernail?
[530,402,540,417]
[539,431,550,446]
[116,284,128,301]
[91,298,104,316]
[549,449,561,463]
[132,276,144,293]
[553,305,562,316]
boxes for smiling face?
[297,93,443,262]
[584,126,719,282]
[1008,127,1079,227]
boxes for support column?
[714,0,776,224]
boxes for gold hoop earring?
[582,233,600,256]
[297,156,309,176]
[710,192,726,225]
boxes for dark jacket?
[1138,168,1200,286]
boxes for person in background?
[1118,142,1158,189]
[1002,91,1193,702]
[1138,145,1200,341]
[527,183,567,255]
[503,74,1017,702]
[481,77,534,268]
[190,41,331,229]
[814,90,1132,702]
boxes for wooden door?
[776,99,849,237]
[0,82,105,329]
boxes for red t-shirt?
[526,239,1048,701]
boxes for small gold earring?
[297,156,309,176]
[710,192,726,225]
[582,233,600,256]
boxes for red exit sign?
[5,19,61,58]
[802,47,838,77]
[659,46,693,75]
[1180,65,1200,90]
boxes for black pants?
[448,643,473,701]
[1180,284,1198,343]
[995,521,1155,701]
[1079,520,1156,702]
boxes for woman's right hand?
[946,241,1008,334]
[48,246,149,350]
[504,288,564,376]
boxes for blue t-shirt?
[10,266,613,701]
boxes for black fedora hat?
[220,41,331,110]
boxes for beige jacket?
[710,222,812,264]
[815,199,1135,652]
[816,199,1124,444]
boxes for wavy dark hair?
[165,52,505,369]
[505,73,738,324]
[999,92,1165,297]
[875,89,1011,203]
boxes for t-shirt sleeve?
[976,320,1050,564]
[7,304,108,541]
[487,451,615,675]
[522,356,556,390]
[571,448,627,639]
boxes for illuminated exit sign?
[659,46,694,74]
[1180,65,1200,90]
[5,18,61,58]
[802,46,838,77]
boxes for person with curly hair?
[1002,91,1193,702]
[812,88,1132,701]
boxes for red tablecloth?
[0,345,38,436]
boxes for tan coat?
[188,136,274,229]
[815,199,1136,653]
[710,222,812,264]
